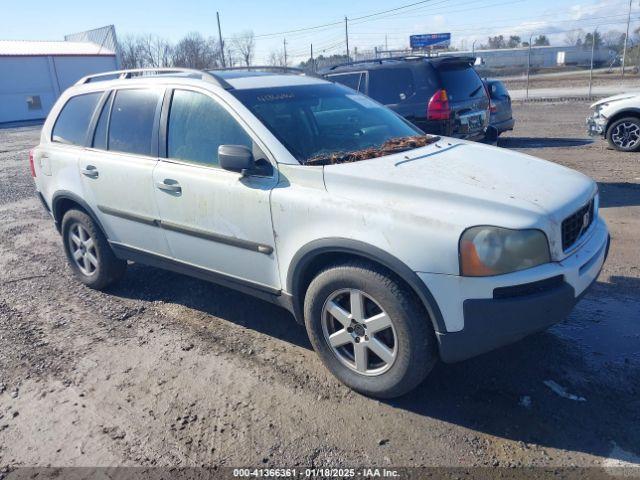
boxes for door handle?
[156,179,182,194]
[81,165,99,178]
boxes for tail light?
[29,149,36,177]
[490,101,497,113]
[427,89,450,120]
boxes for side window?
[92,92,112,150]
[108,89,162,156]
[329,73,361,92]
[51,92,102,146]
[167,89,252,168]
[368,68,415,105]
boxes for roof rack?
[325,54,475,71]
[209,65,311,75]
[75,68,233,90]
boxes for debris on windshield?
[305,135,440,166]
[543,380,587,402]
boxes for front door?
[79,87,170,256]
[152,88,280,290]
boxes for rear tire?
[61,209,126,290]
[606,117,640,152]
[304,260,437,398]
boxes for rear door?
[434,62,489,138]
[79,87,170,256]
[152,87,280,290]
[366,67,416,118]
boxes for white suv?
[31,68,609,398]
[587,92,640,151]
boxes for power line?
[251,0,441,39]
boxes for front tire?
[304,261,437,398]
[61,209,126,290]
[607,117,640,152]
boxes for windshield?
[436,64,485,102]
[231,83,422,164]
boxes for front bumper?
[419,217,610,363]
[587,113,606,136]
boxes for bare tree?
[139,34,173,68]
[267,48,286,66]
[565,29,584,47]
[119,35,145,69]
[603,30,626,52]
[232,31,255,66]
[172,32,219,69]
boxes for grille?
[562,198,595,251]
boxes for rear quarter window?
[51,92,103,146]
[367,68,415,105]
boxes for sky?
[1,0,637,63]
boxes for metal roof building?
[0,36,118,123]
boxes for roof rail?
[75,68,234,90]
[324,54,475,71]
[209,65,311,75]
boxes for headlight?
[459,226,550,276]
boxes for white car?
[31,68,609,398]
[587,92,640,151]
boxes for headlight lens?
[459,226,550,276]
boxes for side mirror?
[218,145,254,174]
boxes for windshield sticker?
[347,94,379,109]
[257,93,295,102]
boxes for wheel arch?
[286,238,447,333]
[605,108,640,136]
[51,191,107,238]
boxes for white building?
[439,45,614,70]
[0,40,118,123]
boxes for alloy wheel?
[321,289,397,376]
[68,223,98,276]
[611,121,640,149]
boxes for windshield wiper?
[469,85,483,97]
[305,135,440,166]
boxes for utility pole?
[345,16,350,61]
[526,34,533,100]
[589,27,597,99]
[216,11,226,68]
[310,43,314,72]
[621,0,632,79]
[283,38,288,66]
[385,34,388,51]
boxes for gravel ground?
[0,102,639,473]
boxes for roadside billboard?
[410,33,451,50]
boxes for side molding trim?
[97,205,274,255]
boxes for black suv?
[322,56,490,141]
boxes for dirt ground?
[0,102,639,474]
[502,70,640,91]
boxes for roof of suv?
[321,55,476,74]
[73,67,327,93]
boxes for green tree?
[584,31,603,49]
[487,35,506,49]
[507,35,521,48]
[533,35,550,46]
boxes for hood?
[322,139,596,229]
[590,92,640,108]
